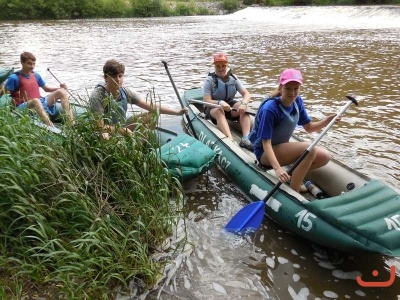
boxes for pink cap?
[213,52,229,64]
[279,69,303,85]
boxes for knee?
[30,98,42,108]
[314,147,331,166]
[212,109,225,121]
[59,89,68,99]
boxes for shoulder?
[5,73,19,89]
[227,69,237,79]
[34,72,45,85]
[261,97,279,110]
[259,98,279,117]
[90,84,106,99]
[295,96,305,104]
[7,72,19,81]
[203,76,213,87]
[205,72,215,81]
[295,96,307,109]
[122,87,140,103]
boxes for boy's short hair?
[20,52,36,63]
[103,59,125,77]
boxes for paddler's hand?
[180,107,189,115]
[326,114,341,123]
[275,167,290,183]
[238,101,248,114]
[219,101,231,111]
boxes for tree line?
[0,0,398,22]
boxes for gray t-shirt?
[89,85,140,124]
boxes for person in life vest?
[203,52,253,150]
[5,52,75,127]
[89,59,188,139]
[248,69,339,193]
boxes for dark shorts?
[204,100,240,125]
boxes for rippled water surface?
[1,6,399,299]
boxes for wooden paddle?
[161,61,198,139]
[224,95,359,233]
[188,98,256,116]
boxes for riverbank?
[0,0,398,20]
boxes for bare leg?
[46,89,75,124]
[27,98,54,127]
[261,142,330,192]
[231,102,251,137]
[210,107,232,139]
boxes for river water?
[0,6,399,300]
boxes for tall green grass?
[0,105,184,298]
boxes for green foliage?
[197,6,212,15]
[0,105,183,298]
[0,0,399,20]
[131,0,166,17]
[222,0,240,12]
[174,2,194,15]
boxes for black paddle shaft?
[47,68,78,102]
[262,95,358,203]
[161,61,198,139]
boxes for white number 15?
[295,209,316,232]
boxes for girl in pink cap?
[248,69,338,193]
[202,52,253,149]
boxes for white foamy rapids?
[226,6,400,29]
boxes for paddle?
[225,95,359,233]
[47,68,79,102]
[161,61,198,140]
[188,98,256,116]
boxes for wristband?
[241,101,248,107]
[217,100,222,105]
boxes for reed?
[0,103,184,298]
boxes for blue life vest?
[272,101,299,145]
[208,71,237,103]
[249,97,299,149]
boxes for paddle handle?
[301,95,358,157]
[264,95,358,202]
[161,61,198,139]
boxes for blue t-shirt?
[249,96,311,159]
[5,71,46,92]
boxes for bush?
[0,106,183,298]
[131,0,165,17]
[223,0,240,12]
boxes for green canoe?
[0,93,216,182]
[181,88,400,257]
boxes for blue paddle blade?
[224,201,266,233]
